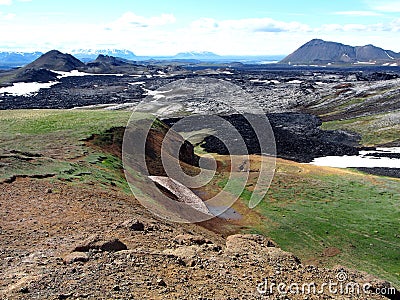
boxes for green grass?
[335,97,366,111]
[1,109,131,137]
[224,165,400,288]
[321,113,400,146]
[0,109,131,187]
[53,153,130,193]
[218,177,253,203]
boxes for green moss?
[0,109,131,192]
[213,159,400,288]
[321,114,400,146]
[0,109,131,136]
[335,97,366,110]
[239,168,400,287]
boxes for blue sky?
[0,0,399,55]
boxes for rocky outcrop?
[148,176,211,215]
[87,120,200,176]
[72,235,128,252]
[63,252,89,264]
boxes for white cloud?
[0,0,31,5]
[190,18,219,32]
[0,11,15,19]
[390,18,400,31]
[343,24,369,31]
[108,12,176,30]
[167,17,314,55]
[366,0,400,12]
[190,17,311,33]
[319,21,400,33]
[2,11,400,55]
[334,11,382,16]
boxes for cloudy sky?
[0,0,399,55]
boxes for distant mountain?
[24,50,85,71]
[71,49,136,62]
[280,39,400,65]
[0,50,86,83]
[0,51,42,68]
[90,54,131,65]
[0,49,284,68]
[173,51,221,60]
[85,54,136,73]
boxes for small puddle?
[206,205,242,220]
[192,189,242,220]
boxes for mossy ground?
[211,156,400,288]
[321,112,400,146]
[0,109,131,189]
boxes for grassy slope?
[222,159,400,287]
[306,79,400,146]
[269,164,399,286]
[321,112,400,146]
[0,109,131,190]
[304,91,400,281]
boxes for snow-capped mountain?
[0,51,43,68]
[173,51,220,60]
[71,49,136,62]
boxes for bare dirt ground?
[0,178,395,299]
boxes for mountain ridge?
[71,49,137,62]
[173,51,220,59]
[0,49,284,68]
[280,39,400,65]
[0,50,86,84]
[85,54,140,73]
[0,51,43,68]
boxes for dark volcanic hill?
[92,54,131,65]
[280,39,400,64]
[24,50,85,71]
[85,54,134,73]
[0,50,85,84]
[13,68,59,83]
